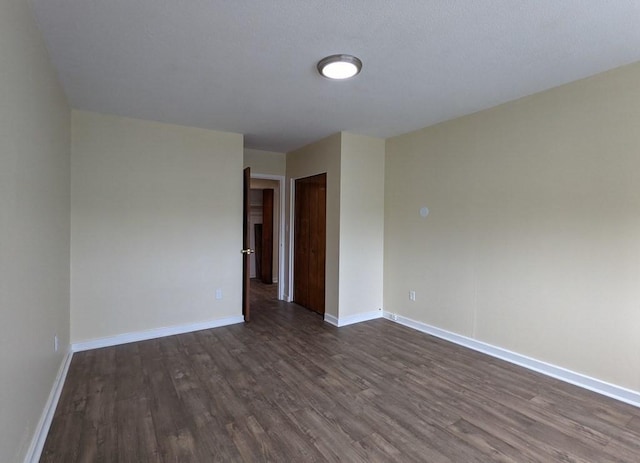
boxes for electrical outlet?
[215,288,223,300]
[54,335,59,353]
[409,290,416,301]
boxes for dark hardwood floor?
[42,280,640,462]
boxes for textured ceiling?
[30,1,640,152]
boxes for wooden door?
[242,167,252,322]
[260,189,274,284]
[294,173,326,314]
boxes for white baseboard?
[324,313,340,326]
[24,348,73,463]
[383,311,640,409]
[72,316,245,352]
[324,313,339,327]
[325,310,383,328]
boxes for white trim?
[72,316,244,352]
[288,178,295,303]
[324,313,340,327]
[324,310,383,327]
[250,173,286,301]
[277,176,285,300]
[24,348,73,463]
[383,311,640,408]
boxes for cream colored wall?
[285,133,341,316]
[71,111,243,343]
[285,132,385,321]
[249,178,280,282]
[339,133,385,319]
[244,148,286,176]
[0,0,70,461]
[385,62,640,392]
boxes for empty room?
[2,1,640,461]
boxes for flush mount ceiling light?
[317,54,362,80]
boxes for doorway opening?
[249,175,285,303]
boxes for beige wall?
[71,111,243,343]
[286,132,385,322]
[286,134,341,316]
[339,133,385,319]
[0,0,71,461]
[385,62,640,392]
[244,148,286,176]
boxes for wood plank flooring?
[41,280,640,462]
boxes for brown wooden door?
[260,188,274,284]
[242,167,251,322]
[294,173,326,314]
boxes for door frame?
[287,178,295,303]
[250,173,286,301]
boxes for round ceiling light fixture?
[317,54,362,80]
